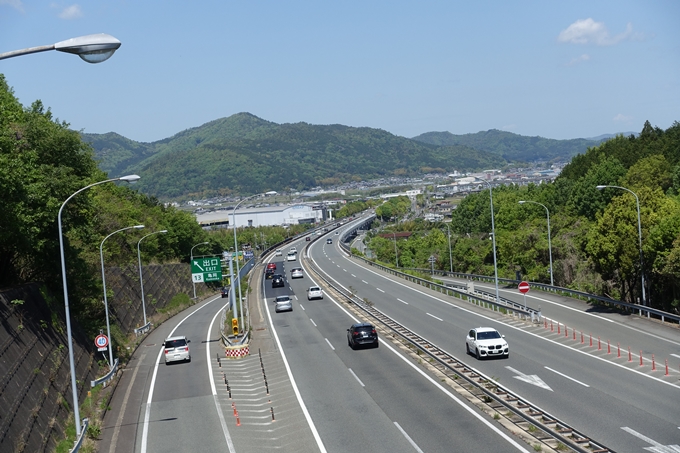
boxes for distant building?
[195,204,326,229]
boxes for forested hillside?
[83,113,506,200]
[412,129,605,162]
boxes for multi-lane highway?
[309,219,680,452]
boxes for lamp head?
[134,225,145,229]
[518,200,526,204]
[596,185,607,190]
[159,230,168,234]
[119,174,141,183]
[54,33,121,64]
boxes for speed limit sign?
[95,334,109,351]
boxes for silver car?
[164,335,191,364]
[275,295,293,312]
[307,286,323,300]
[291,268,304,279]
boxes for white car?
[466,327,509,359]
[287,252,297,261]
[163,335,191,364]
[307,286,323,300]
[290,268,304,279]
[275,295,293,312]
[289,246,297,253]
[275,249,282,256]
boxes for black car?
[326,238,332,244]
[347,323,379,349]
[271,274,285,288]
[265,268,275,279]
[220,287,229,298]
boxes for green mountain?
[82,113,505,200]
[411,129,605,162]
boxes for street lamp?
[445,224,453,274]
[233,193,270,333]
[190,242,210,299]
[476,179,500,304]
[596,185,646,305]
[518,201,554,286]
[137,230,168,327]
[393,231,399,268]
[0,33,121,63]
[58,174,140,437]
[100,225,145,368]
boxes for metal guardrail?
[133,322,151,336]
[69,418,89,453]
[91,358,118,387]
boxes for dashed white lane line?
[310,319,317,327]
[544,366,590,387]
[299,304,305,311]
[325,338,335,350]
[398,298,408,304]
[394,422,425,453]
[351,274,356,277]
[672,353,680,359]
[426,313,443,321]
[343,269,347,272]
[362,280,368,284]
[348,368,365,387]
[377,288,385,293]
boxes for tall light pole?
[477,178,500,304]
[445,224,453,274]
[100,225,145,368]
[393,231,399,268]
[137,230,167,327]
[190,242,209,299]
[596,185,646,306]
[0,33,121,62]
[58,174,140,437]
[518,200,553,286]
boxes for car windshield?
[276,296,290,302]
[309,287,320,291]
[355,325,374,333]
[165,339,186,348]
[477,331,501,340]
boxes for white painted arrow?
[621,427,680,453]
[505,366,553,391]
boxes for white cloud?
[58,4,83,19]
[558,18,633,46]
[501,124,516,132]
[0,0,24,12]
[613,113,633,123]
[567,54,591,66]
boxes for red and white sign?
[518,281,530,294]
[95,334,109,351]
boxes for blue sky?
[1,1,678,143]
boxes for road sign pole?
[523,293,526,310]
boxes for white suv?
[287,252,297,261]
[307,286,323,300]
[466,327,508,359]
[164,335,191,364]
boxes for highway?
[310,219,680,452]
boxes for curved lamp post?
[445,224,453,274]
[476,178,500,304]
[0,33,121,62]
[518,200,554,286]
[596,185,646,305]
[137,230,168,327]
[190,242,210,299]
[393,231,399,268]
[232,193,270,333]
[100,225,145,368]
[58,174,140,437]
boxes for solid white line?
[377,288,385,293]
[426,313,443,321]
[348,368,365,387]
[544,366,590,387]
[621,426,665,448]
[141,297,224,453]
[325,338,335,351]
[394,422,425,453]
[398,298,409,304]
[310,318,317,327]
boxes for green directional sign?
[191,256,223,283]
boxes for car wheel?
[475,348,480,360]
[374,341,379,348]
[466,343,470,355]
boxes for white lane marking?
[394,422,425,453]
[672,353,680,359]
[348,368,365,387]
[351,274,356,277]
[362,280,368,284]
[310,319,317,327]
[426,313,443,321]
[299,259,531,452]
[337,264,341,268]
[325,338,335,350]
[141,297,228,453]
[300,304,305,311]
[264,281,328,452]
[330,253,680,389]
[109,351,145,453]
[398,298,409,304]
[505,366,553,391]
[544,366,590,387]
[207,301,236,451]
[343,269,347,272]
[621,426,680,451]
[377,288,385,293]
